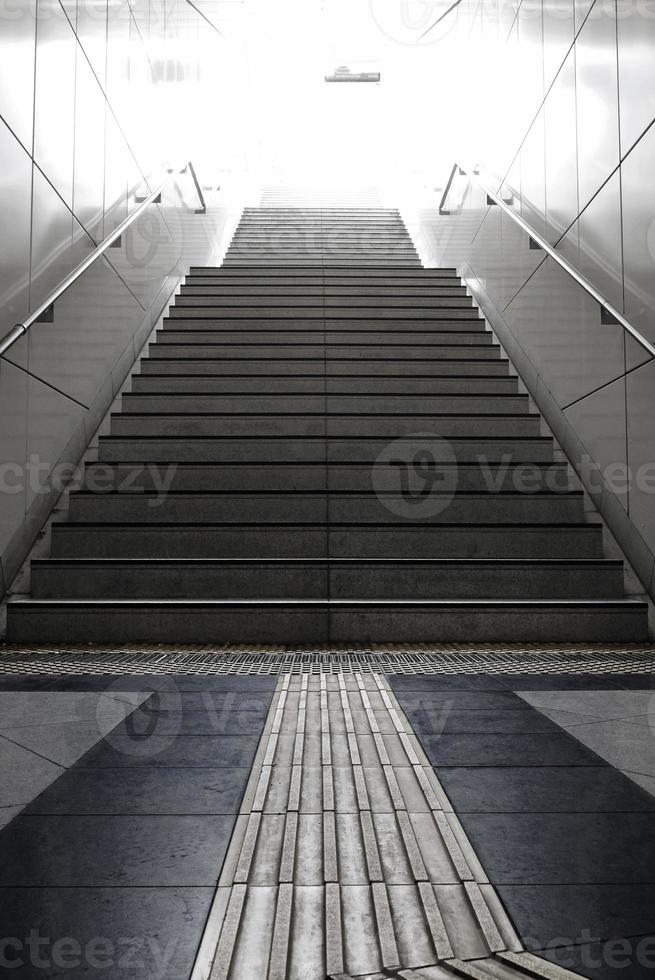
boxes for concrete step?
[147,346,501,361]
[50,523,601,559]
[121,394,529,415]
[30,558,625,599]
[138,358,512,377]
[222,260,422,267]
[184,277,464,288]
[168,306,478,320]
[108,413,543,438]
[83,461,572,493]
[131,375,520,394]
[180,284,468,296]
[97,435,555,463]
[7,598,646,643]
[154,332,494,348]
[67,491,585,524]
[162,317,484,331]
[156,330,493,346]
[188,266,457,278]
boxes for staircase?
[7,208,648,643]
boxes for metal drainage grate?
[0,644,654,675]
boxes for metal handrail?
[445,163,655,359]
[0,161,205,358]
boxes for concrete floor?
[0,666,654,978]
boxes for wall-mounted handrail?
[444,163,655,360]
[0,161,205,359]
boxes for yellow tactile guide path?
[190,672,582,980]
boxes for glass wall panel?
[33,0,76,210]
[75,0,108,83]
[0,359,29,559]
[502,255,627,406]
[0,0,37,151]
[29,164,95,324]
[543,0,574,87]
[72,50,106,242]
[26,255,145,409]
[575,2,620,209]
[626,359,655,554]
[0,121,33,341]
[564,373,629,510]
[617,0,655,153]
[544,53,578,242]
[556,168,623,312]
[621,120,655,346]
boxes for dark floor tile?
[613,674,655,690]
[154,690,274,714]
[437,766,655,812]
[422,732,599,766]
[395,691,526,710]
[459,812,655,883]
[496,884,655,952]
[79,734,261,768]
[27,767,250,815]
[44,674,168,692]
[0,814,234,885]
[404,707,562,735]
[389,674,509,691]
[501,674,627,691]
[159,674,278,693]
[0,886,213,978]
[538,936,655,979]
[112,706,269,737]
[0,675,55,690]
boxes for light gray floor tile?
[0,736,64,806]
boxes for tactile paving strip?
[0,644,654,675]
[190,672,586,980]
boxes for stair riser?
[51,526,601,559]
[68,494,584,524]
[184,278,464,288]
[188,269,457,279]
[121,395,529,414]
[31,562,625,599]
[98,437,554,463]
[168,307,478,320]
[83,462,572,494]
[179,286,468,296]
[157,331,492,346]
[131,377,520,394]
[174,296,470,309]
[138,360,511,377]
[8,605,644,643]
[147,347,501,361]
[108,416,542,438]
[162,318,484,331]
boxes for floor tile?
[622,770,655,798]
[538,936,655,978]
[77,734,262,768]
[495,883,655,950]
[420,732,599,766]
[27,766,251,815]
[0,814,234,885]
[437,766,655,812]
[0,805,23,830]
[154,690,275,713]
[388,674,509,691]
[458,811,655,883]
[112,706,269,737]
[0,692,132,729]
[159,675,278,693]
[1,717,134,768]
[393,691,527,710]
[0,737,63,807]
[0,886,213,978]
[519,690,655,720]
[502,674,626,691]
[560,718,655,779]
[404,707,562,735]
